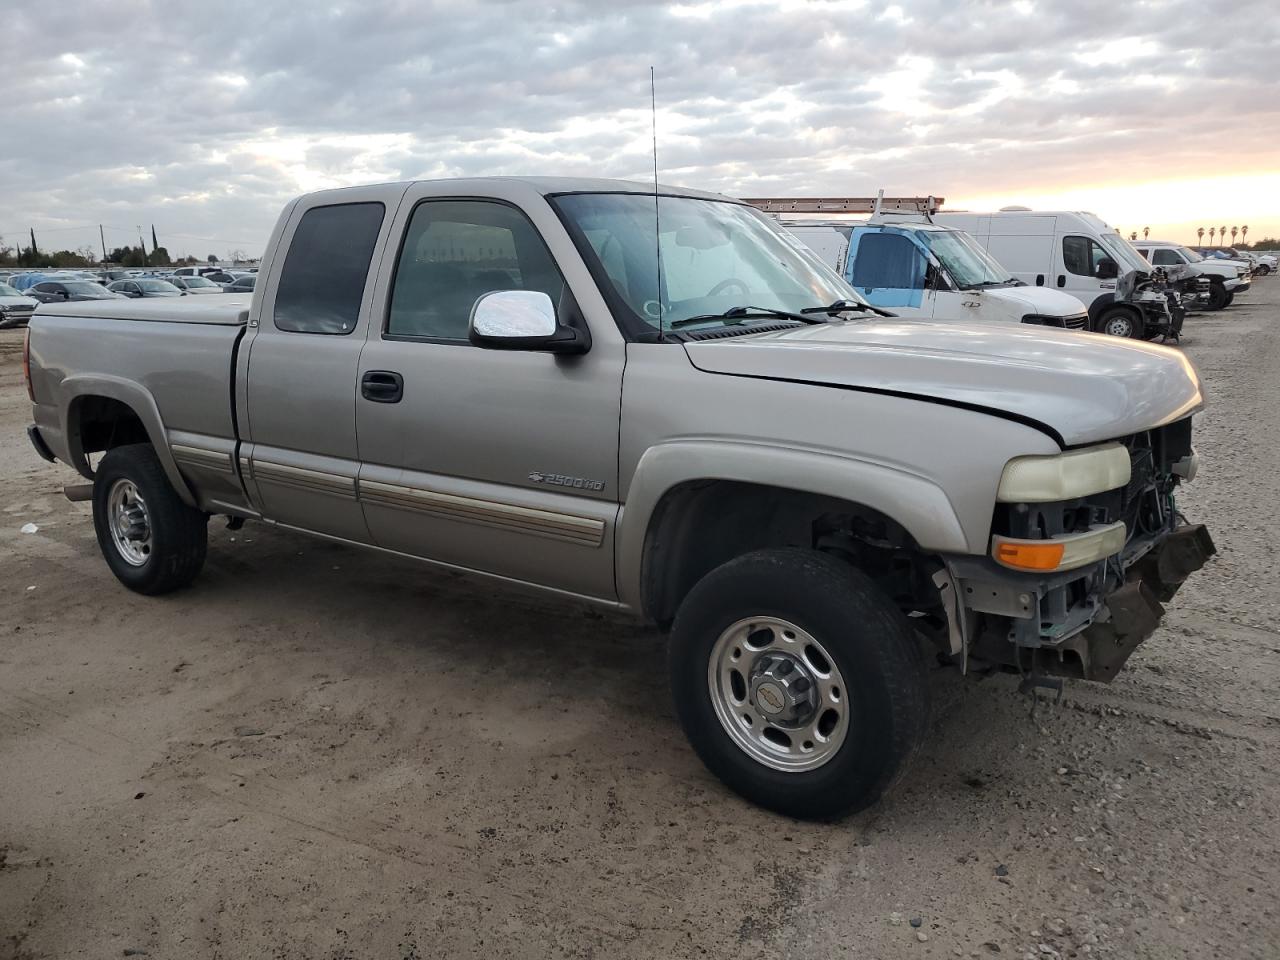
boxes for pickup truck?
[24,177,1215,819]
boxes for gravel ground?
[1,287,1277,960]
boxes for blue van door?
[846,229,928,310]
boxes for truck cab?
[934,208,1183,340]
[783,218,1089,329]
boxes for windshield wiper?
[800,298,895,318]
[669,305,827,329]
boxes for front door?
[845,229,933,317]
[1057,235,1115,304]
[354,195,622,600]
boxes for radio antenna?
[650,66,665,341]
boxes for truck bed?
[36,293,251,326]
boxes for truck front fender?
[61,374,198,507]
[615,439,969,611]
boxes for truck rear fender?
[616,440,969,618]
[60,374,198,507]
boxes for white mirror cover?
[471,290,556,338]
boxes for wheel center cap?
[755,682,785,715]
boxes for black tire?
[668,548,928,820]
[1224,291,1235,307]
[1098,306,1143,339]
[92,443,208,594]
[1256,264,1270,276]
[1206,281,1229,311]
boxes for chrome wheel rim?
[107,478,152,566]
[1104,316,1133,337]
[707,617,849,773]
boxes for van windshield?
[1099,233,1152,273]
[551,192,862,336]
[916,229,1014,288]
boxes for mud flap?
[1130,524,1217,602]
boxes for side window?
[274,202,385,334]
[1151,249,1182,266]
[387,200,564,341]
[1062,235,1105,277]
[849,232,924,291]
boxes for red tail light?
[23,327,34,402]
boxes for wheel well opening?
[71,395,150,458]
[641,480,927,625]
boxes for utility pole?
[137,226,147,267]
[99,225,108,263]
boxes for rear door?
[240,186,405,541]
[353,187,622,600]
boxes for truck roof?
[299,176,738,204]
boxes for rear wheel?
[668,548,928,819]
[1099,306,1143,339]
[92,444,208,594]
[1206,282,1229,311]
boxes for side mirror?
[469,290,588,355]
[59,290,70,299]
[1096,258,1119,280]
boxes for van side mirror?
[1096,258,1119,280]
[469,290,589,355]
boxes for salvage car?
[24,178,1214,819]
[24,279,122,303]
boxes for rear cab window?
[273,202,386,334]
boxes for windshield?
[1098,233,1151,273]
[0,283,23,297]
[63,281,112,295]
[916,228,1012,288]
[1177,245,1204,263]
[551,193,861,334]
[184,277,216,287]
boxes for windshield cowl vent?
[680,321,802,341]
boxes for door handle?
[1056,275,1066,287]
[361,370,403,403]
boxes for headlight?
[996,443,1131,503]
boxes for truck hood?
[684,319,1203,447]
[982,284,1087,318]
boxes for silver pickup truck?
[24,177,1214,819]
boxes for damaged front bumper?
[942,523,1215,682]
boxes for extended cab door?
[353,186,623,600]
[240,186,405,542]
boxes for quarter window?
[274,202,385,334]
[387,200,564,340]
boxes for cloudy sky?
[3,0,1278,259]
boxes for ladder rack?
[740,196,944,215]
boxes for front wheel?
[668,548,928,819]
[92,444,208,594]
[1206,282,1229,311]
[1099,306,1143,339]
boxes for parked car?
[1132,241,1249,310]
[204,270,252,286]
[24,279,123,303]
[0,281,40,328]
[934,209,1184,339]
[168,276,224,295]
[223,275,256,294]
[24,177,1214,820]
[97,269,131,284]
[107,278,184,299]
[1193,247,1276,275]
[784,218,1089,329]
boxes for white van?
[933,209,1181,340]
[783,218,1089,329]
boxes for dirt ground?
[2,285,1278,960]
